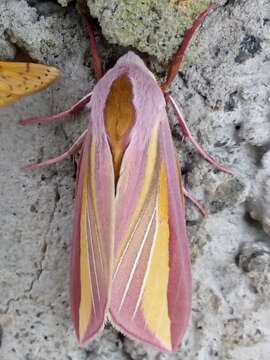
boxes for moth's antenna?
[83,16,103,80]
[161,4,213,92]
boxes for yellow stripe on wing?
[114,126,159,275]
[79,156,92,341]
[142,162,171,350]
[90,141,107,282]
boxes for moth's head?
[115,51,155,80]
[115,51,144,66]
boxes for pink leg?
[183,187,207,217]
[161,4,213,92]
[83,16,103,80]
[166,94,233,175]
[19,92,92,126]
[23,129,88,171]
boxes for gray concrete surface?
[0,0,270,359]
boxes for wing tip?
[49,66,61,79]
[74,320,106,347]
[109,311,180,353]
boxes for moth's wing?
[0,61,60,108]
[70,130,114,343]
[110,120,191,353]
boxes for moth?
[0,61,60,108]
[7,5,231,353]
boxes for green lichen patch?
[86,0,212,62]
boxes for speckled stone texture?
[247,151,270,235]
[0,0,270,359]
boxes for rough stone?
[57,0,73,7]
[247,151,270,235]
[27,0,65,17]
[86,0,212,63]
[0,0,270,359]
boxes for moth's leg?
[19,92,92,126]
[23,129,88,170]
[83,16,103,80]
[166,94,233,175]
[161,4,213,92]
[183,187,207,217]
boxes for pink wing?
[109,117,191,352]
[70,130,114,343]
[70,51,191,351]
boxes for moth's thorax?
[104,74,134,181]
[89,52,167,185]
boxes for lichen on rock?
[85,0,212,62]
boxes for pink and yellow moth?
[8,4,232,353]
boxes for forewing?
[70,131,114,343]
[109,121,191,352]
[0,61,60,107]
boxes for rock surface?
[247,151,270,235]
[85,0,212,62]
[0,0,270,359]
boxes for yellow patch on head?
[0,61,60,108]
[142,162,172,350]
[104,74,134,182]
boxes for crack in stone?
[1,183,60,315]
[36,183,60,282]
[1,275,36,314]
